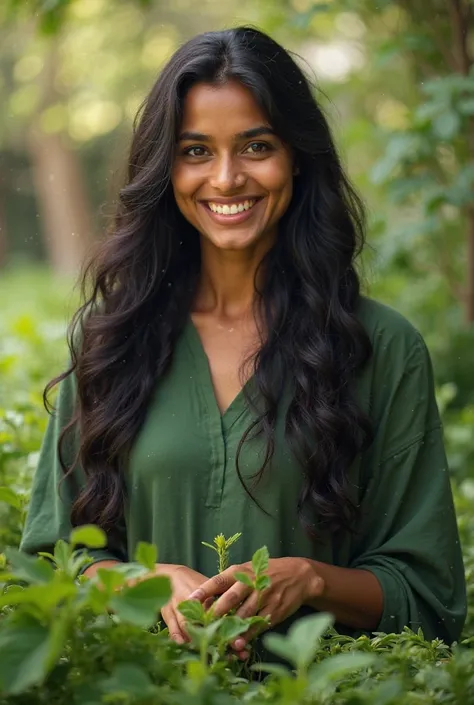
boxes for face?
[171,80,295,253]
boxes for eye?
[244,142,271,155]
[183,145,208,157]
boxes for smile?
[207,199,257,215]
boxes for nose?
[208,154,246,192]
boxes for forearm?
[303,559,383,631]
[83,559,123,578]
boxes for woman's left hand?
[188,557,324,656]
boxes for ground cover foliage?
[0,268,474,703]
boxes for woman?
[21,26,466,657]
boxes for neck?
[193,238,272,322]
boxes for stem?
[200,638,208,672]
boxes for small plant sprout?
[202,532,242,573]
[234,546,271,612]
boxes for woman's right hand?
[151,563,208,644]
[83,560,208,644]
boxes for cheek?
[253,158,294,197]
[171,164,200,202]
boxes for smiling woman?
[20,26,466,656]
[172,83,295,253]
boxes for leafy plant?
[202,532,242,573]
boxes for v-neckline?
[184,317,255,423]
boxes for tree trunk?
[0,176,7,269]
[449,0,474,322]
[28,40,95,277]
[28,128,95,276]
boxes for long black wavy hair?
[47,26,373,539]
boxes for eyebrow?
[178,126,276,142]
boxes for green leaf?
[255,574,271,592]
[234,571,254,587]
[0,582,76,610]
[263,633,297,666]
[134,541,157,570]
[216,616,250,643]
[308,652,375,689]
[70,525,107,549]
[186,619,224,647]
[245,615,270,631]
[86,583,110,613]
[109,576,171,628]
[0,618,51,694]
[251,546,269,575]
[178,599,206,623]
[0,486,22,510]
[98,663,158,698]
[5,548,55,584]
[250,662,291,678]
[459,98,474,115]
[287,613,334,671]
[433,111,461,140]
[69,553,93,578]
[96,568,126,593]
[44,612,70,670]
[225,532,242,547]
[186,660,208,684]
[365,678,403,704]
[201,541,218,553]
[53,539,71,571]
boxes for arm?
[338,333,467,642]
[302,562,383,631]
[82,560,123,578]
[20,370,127,570]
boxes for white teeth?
[208,199,256,215]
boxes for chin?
[212,235,261,251]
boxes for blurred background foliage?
[1,0,474,543]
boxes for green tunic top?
[20,297,467,643]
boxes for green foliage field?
[1,266,474,703]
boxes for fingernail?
[234,638,245,650]
[188,590,201,600]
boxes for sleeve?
[19,370,128,571]
[349,333,467,644]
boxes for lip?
[199,197,264,225]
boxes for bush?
[0,527,474,704]
[1,266,474,703]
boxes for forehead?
[179,80,270,134]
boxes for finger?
[226,649,250,662]
[235,591,259,619]
[212,582,252,618]
[232,606,273,651]
[188,566,243,602]
[162,608,187,644]
[176,610,191,641]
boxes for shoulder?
[352,297,436,417]
[355,296,423,353]
[354,295,432,375]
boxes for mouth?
[199,196,264,224]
